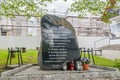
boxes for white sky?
[46,0,74,15]
[45,0,94,17]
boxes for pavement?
[1,64,119,80]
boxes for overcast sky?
[46,0,74,15]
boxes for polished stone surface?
[38,14,80,69]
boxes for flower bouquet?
[81,58,90,64]
[81,58,90,70]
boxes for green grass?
[0,49,38,73]
[0,50,118,73]
[94,55,115,67]
[81,52,115,67]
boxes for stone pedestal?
[1,64,120,80]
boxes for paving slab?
[1,64,120,80]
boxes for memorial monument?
[38,14,80,69]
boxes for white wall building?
[0,15,111,49]
[0,16,41,36]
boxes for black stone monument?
[38,14,80,69]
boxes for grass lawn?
[94,55,115,67]
[0,49,38,73]
[0,49,117,74]
[81,52,115,67]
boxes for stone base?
[0,64,120,80]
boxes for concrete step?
[1,64,120,80]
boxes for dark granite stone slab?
[38,14,80,69]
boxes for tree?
[70,0,120,23]
[0,0,120,23]
[0,0,53,18]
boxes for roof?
[109,8,120,23]
[110,15,120,23]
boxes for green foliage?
[0,0,120,22]
[114,59,120,70]
[69,0,120,23]
[0,0,53,18]
[70,0,107,16]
